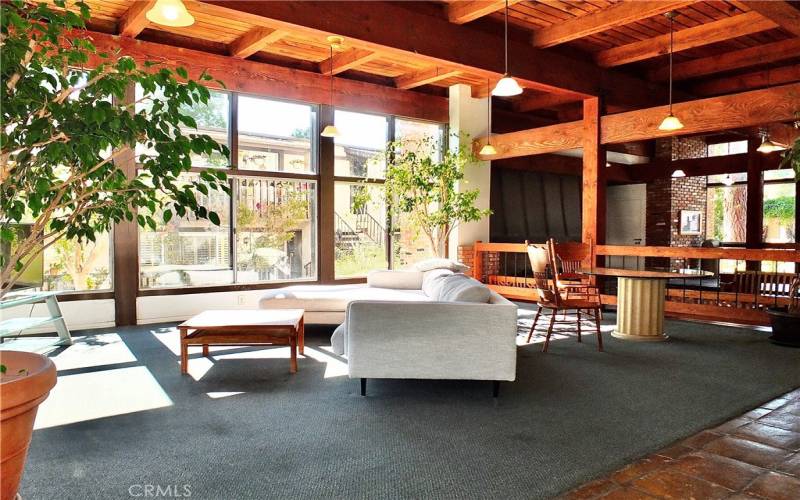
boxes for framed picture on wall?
[679,210,702,235]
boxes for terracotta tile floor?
[563,388,800,500]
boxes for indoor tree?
[383,135,491,258]
[0,0,230,296]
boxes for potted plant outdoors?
[0,352,56,500]
[767,277,800,347]
[382,134,492,258]
[0,1,229,497]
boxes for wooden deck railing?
[472,241,800,325]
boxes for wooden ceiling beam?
[649,38,800,82]
[318,48,379,75]
[228,27,286,59]
[447,0,523,25]
[531,1,694,48]
[117,0,155,38]
[742,0,800,37]
[79,30,448,122]
[197,1,673,109]
[595,11,778,67]
[395,67,461,90]
[474,83,800,160]
[513,93,582,113]
[692,64,800,96]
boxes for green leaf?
[208,211,220,225]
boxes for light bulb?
[146,0,194,27]
[722,174,734,186]
[671,169,686,178]
[321,125,340,138]
[492,76,523,97]
[658,113,684,131]
[479,144,497,156]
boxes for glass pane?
[706,185,747,243]
[707,140,747,157]
[761,261,796,273]
[139,174,232,288]
[334,181,388,278]
[42,232,113,292]
[707,173,746,184]
[763,182,796,243]
[135,86,230,168]
[238,96,315,173]
[334,110,388,178]
[235,177,317,282]
[391,119,445,268]
[764,169,796,181]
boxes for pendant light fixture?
[671,169,686,178]
[480,79,498,156]
[492,0,523,97]
[722,174,734,186]
[658,11,684,132]
[146,0,194,27]
[756,129,786,154]
[321,36,343,138]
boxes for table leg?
[180,328,188,374]
[289,335,298,374]
[202,344,209,357]
[298,316,305,356]
[45,295,73,346]
[612,277,668,342]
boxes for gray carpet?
[19,306,800,500]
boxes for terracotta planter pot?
[0,351,56,500]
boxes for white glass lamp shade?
[320,125,340,138]
[658,113,684,131]
[722,174,734,186]
[479,143,498,156]
[492,76,523,97]
[671,169,686,178]
[756,138,785,154]
[146,0,194,27]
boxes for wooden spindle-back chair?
[548,238,603,317]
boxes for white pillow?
[421,269,454,299]
[367,270,423,290]
[438,273,491,303]
[413,258,470,273]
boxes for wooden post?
[581,97,606,260]
[113,84,139,326]
[318,104,336,283]
[745,138,764,271]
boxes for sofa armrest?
[346,298,518,381]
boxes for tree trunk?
[722,186,747,242]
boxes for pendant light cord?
[668,13,674,114]
[487,78,492,144]
[329,45,334,107]
[504,0,509,75]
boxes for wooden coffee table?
[178,309,305,375]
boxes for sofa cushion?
[413,258,469,273]
[437,273,492,303]
[421,268,454,300]
[367,270,423,290]
[259,284,429,312]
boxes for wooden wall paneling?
[113,83,139,326]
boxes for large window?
[238,97,315,173]
[334,111,389,277]
[763,169,796,244]
[43,233,113,292]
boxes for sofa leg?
[360,378,366,397]
[492,381,500,398]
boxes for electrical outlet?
[237,295,246,305]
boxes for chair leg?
[594,308,604,352]
[527,307,542,343]
[577,309,582,342]
[360,378,367,396]
[543,310,556,353]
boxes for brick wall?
[646,138,709,268]
[457,244,499,282]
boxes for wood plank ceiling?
[46,0,800,118]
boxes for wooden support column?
[318,104,336,284]
[113,84,139,326]
[745,138,764,270]
[581,97,606,251]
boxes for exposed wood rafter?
[228,27,286,58]
[692,64,800,96]
[595,11,777,67]
[475,83,800,160]
[117,0,155,38]
[318,48,379,75]
[649,38,800,82]
[742,0,800,37]
[447,0,523,25]
[531,1,694,48]
[395,67,461,90]
[514,93,582,113]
